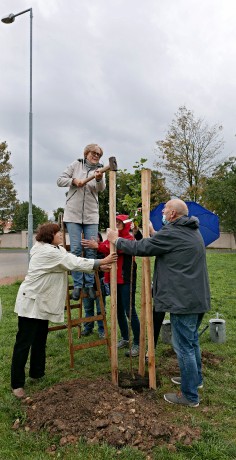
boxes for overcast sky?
[1,0,235,217]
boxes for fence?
[0,231,235,250]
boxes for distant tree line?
[0,141,48,233]
[1,105,235,234]
[155,106,235,233]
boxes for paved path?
[0,250,28,284]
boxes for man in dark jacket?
[107,199,211,407]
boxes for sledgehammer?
[80,156,117,186]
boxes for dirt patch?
[20,376,201,456]
[201,350,224,366]
[158,347,224,370]
[118,370,152,390]
[13,349,222,455]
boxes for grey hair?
[83,144,103,158]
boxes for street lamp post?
[2,8,33,259]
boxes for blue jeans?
[117,284,140,346]
[65,222,98,288]
[83,295,106,334]
[170,313,204,403]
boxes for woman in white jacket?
[11,223,117,399]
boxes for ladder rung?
[70,315,104,327]
[48,324,67,331]
[69,304,82,310]
[73,339,107,350]
[78,314,103,323]
[49,222,110,368]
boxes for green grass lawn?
[0,252,236,459]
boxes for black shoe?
[71,288,81,300]
[88,287,96,300]
[29,376,44,383]
[81,329,93,337]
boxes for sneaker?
[164,392,199,407]
[125,345,139,357]
[81,329,93,337]
[117,338,129,349]
[99,331,105,339]
[171,376,203,389]
[71,287,81,300]
[12,388,26,399]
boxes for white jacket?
[15,242,95,323]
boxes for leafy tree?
[0,141,18,231]
[150,170,171,210]
[120,159,146,222]
[122,159,170,220]
[100,159,169,228]
[12,201,48,232]
[99,159,170,230]
[99,173,110,230]
[155,106,224,201]
[99,169,133,230]
[53,207,65,223]
[98,159,171,229]
[202,157,236,233]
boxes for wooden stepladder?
[48,222,110,368]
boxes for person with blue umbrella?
[107,198,211,407]
[149,199,219,356]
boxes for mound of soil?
[20,376,201,455]
[13,350,222,455]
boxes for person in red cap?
[82,214,140,357]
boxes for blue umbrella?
[150,201,220,246]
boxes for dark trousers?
[153,310,165,347]
[11,316,49,389]
[117,284,140,346]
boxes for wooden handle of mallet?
[80,157,117,186]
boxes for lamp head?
[1,13,15,24]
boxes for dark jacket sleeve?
[116,227,172,257]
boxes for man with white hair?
[107,198,211,407]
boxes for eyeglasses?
[90,151,102,158]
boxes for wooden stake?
[138,262,146,376]
[109,170,118,385]
[141,169,156,389]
